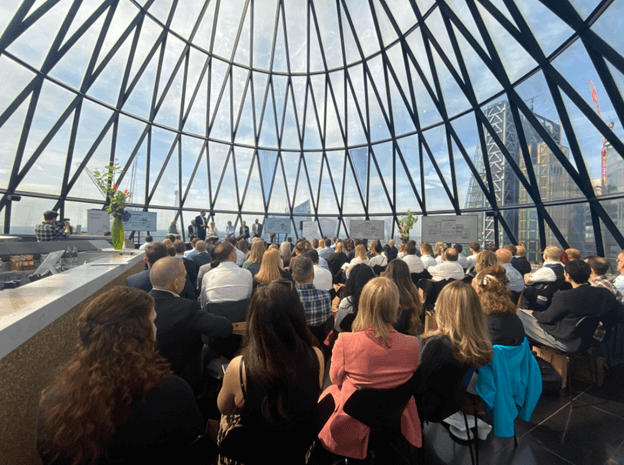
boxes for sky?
[0,0,622,240]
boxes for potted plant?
[398,209,418,242]
[93,162,131,249]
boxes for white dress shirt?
[428,261,466,281]
[313,264,333,291]
[139,242,151,250]
[201,261,253,307]
[402,254,424,273]
[369,254,388,267]
[466,254,478,269]
[527,260,560,284]
[235,248,245,266]
[184,248,198,258]
[457,254,469,270]
[420,255,437,270]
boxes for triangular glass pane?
[372,141,394,204]
[606,61,624,109]
[484,0,520,29]
[233,146,254,198]
[422,137,453,211]
[241,159,264,212]
[95,0,137,70]
[272,75,288,127]
[543,206,568,251]
[7,0,73,70]
[184,47,209,115]
[598,200,624,262]
[268,158,291,213]
[326,150,345,195]
[292,158,314,210]
[385,0,418,34]
[515,1,574,56]
[347,89,367,146]
[50,14,105,90]
[234,85,256,145]
[208,141,230,199]
[431,46,472,118]
[0,2,22,40]
[0,94,31,189]
[0,55,36,117]
[319,217,339,238]
[290,76,307,123]
[318,160,339,214]
[367,76,392,142]
[231,66,249,125]
[271,8,289,73]
[213,152,239,211]
[386,44,413,113]
[368,151,394,214]
[184,143,209,210]
[156,33,186,101]
[345,1,378,58]
[303,92,323,150]
[211,73,232,142]
[170,2,203,41]
[258,94,279,148]
[70,99,114,180]
[18,116,72,195]
[259,149,278,201]
[192,0,218,52]
[408,59,443,129]
[123,49,159,120]
[184,70,208,136]
[87,36,132,106]
[372,0,399,47]
[404,31,436,93]
[79,129,114,201]
[425,8,462,74]
[339,3,362,65]
[445,0,490,57]
[154,63,184,128]
[128,17,163,84]
[328,69,346,129]
[569,0,600,20]
[147,0,174,24]
[388,77,416,137]
[308,11,325,72]
[62,1,104,47]
[252,71,270,130]
[281,93,301,150]
[150,133,180,207]
[22,81,75,164]
[451,137,476,209]
[284,0,307,73]
[114,114,147,180]
[282,153,301,199]
[342,167,366,215]
[233,2,252,66]
[304,152,323,202]
[592,1,624,63]
[325,91,345,149]
[214,0,246,59]
[180,134,204,196]
[348,147,368,196]
[252,0,279,70]
[124,135,148,206]
[310,74,327,124]
[315,1,342,69]
[423,126,453,195]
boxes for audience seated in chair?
[293,257,333,345]
[428,247,466,282]
[335,263,377,333]
[216,282,324,463]
[402,240,424,273]
[385,259,423,336]
[303,248,333,293]
[495,249,525,304]
[149,257,233,395]
[523,246,566,311]
[242,240,265,277]
[201,242,253,309]
[253,248,292,289]
[318,278,421,461]
[189,240,211,270]
[36,287,207,465]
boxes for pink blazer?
[318,327,421,459]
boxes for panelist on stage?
[252,218,263,238]
[225,221,235,238]
[238,221,250,241]
[194,210,208,240]
[35,211,71,242]
[206,221,219,239]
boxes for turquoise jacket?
[476,338,542,437]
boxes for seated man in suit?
[174,239,198,289]
[201,241,253,308]
[517,260,624,352]
[149,257,232,395]
[292,257,333,345]
[238,221,250,241]
[514,245,532,276]
[523,246,565,310]
[126,242,196,300]
[190,240,211,270]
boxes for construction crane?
[589,80,611,185]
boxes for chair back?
[411,270,432,286]
[415,363,473,424]
[417,278,455,311]
[206,298,251,323]
[571,315,602,352]
[343,376,416,438]
[218,395,334,465]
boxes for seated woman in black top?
[473,266,526,346]
[385,259,423,336]
[217,281,324,462]
[36,286,204,465]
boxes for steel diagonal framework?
[0,0,622,256]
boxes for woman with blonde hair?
[385,259,423,335]
[254,248,292,286]
[36,287,204,465]
[435,242,447,263]
[243,240,265,277]
[237,239,250,259]
[397,241,406,259]
[344,244,371,279]
[318,278,420,460]
[473,266,525,346]
[279,241,292,268]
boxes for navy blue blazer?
[126,269,196,301]
[190,251,211,270]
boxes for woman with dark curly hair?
[334,263,376,332]
[473,266,526,346]
[36,286,204,465]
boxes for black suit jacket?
[534,285,624,341]
[514,256,532,276]
[149,289,233,393]
[126,269,197,301]
[181,257,198,287]
[195,215,208,240]
[239,226,250,239]
[190,251,211,270]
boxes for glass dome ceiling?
[0,0,623,259]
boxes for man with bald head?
[428,247,465,281]
[496,248,525,299]
[149,257,232,395]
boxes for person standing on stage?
[252,218,263,238]
[194,210,208,240]
[239,221,250,241]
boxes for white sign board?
[349,220,385,240]
[302,221,321,240]
[87,209,110,235]
[123,211,157,231]
[421,215,478,244]
[264,217,291,234]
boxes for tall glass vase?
[112,217,124,250]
